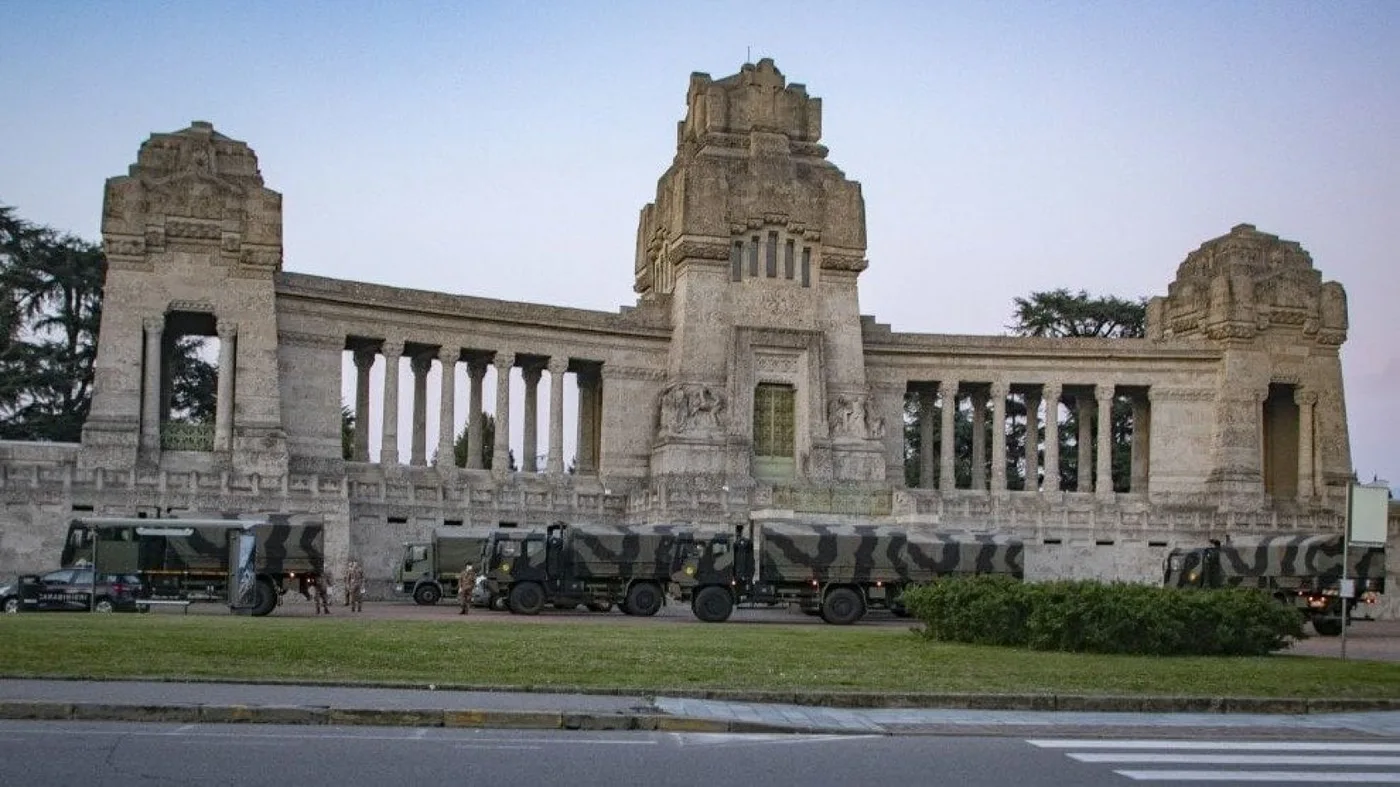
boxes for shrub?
[902,577,1306,656]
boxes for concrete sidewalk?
[5,678,1400,738]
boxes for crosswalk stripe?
[1029,739,1400,752]
[1073,753,1400,766]
[1114,769,1400,783]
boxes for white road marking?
[1114,770,1400,783]
[1072,753,1400,766]
[1029,739,1400,752]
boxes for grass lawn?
[3,615,1400,698]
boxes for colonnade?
[347,343,600,474]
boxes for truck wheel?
[821,588,865,625]
[250,580,278,617]
[1313,617,1344,637]
[692,586,733,623]
[626,583,663,617]
[508,582,545,615]
[413,584,442,606]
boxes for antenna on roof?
[747,45,751,64]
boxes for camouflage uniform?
[458,563,478,615]
[312,569,332,615]
[345,560,366,612]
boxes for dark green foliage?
[341,404,355,460]
[450,413,516,470]
[903,576,1306,656]
[1008,288,1147,338]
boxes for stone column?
[577,370,599,474]
[918,383,937,489]
[352,348,375,462]
[939,382,957,490]
[1076,393,1094,492]
[1295,388,1317,501]
[379,340,403,465]
[1130,391,1150,492]
[435,347,457,469]
[547,357,567,475]
[990,382,1008,492]
[213,320,237,452]
[409,355,431,466]
[1025,389,1041,491]
[492,352,515,474]
[141,317,164,452]
[971,387,988,490]
[522,364,542,472]
[1096,386,1115,496]
[465,360,487,470]
[1042,383,1062,493]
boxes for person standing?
[457,563,478,615]
[345,560,366,613]
[313,569,332,615]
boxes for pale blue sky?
[2,2,1396,488]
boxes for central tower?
[636,60,883,486]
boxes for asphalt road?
[13,720,1399,787]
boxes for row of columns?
[140,316,237,452]
[912,381,1147,495]
[350,345,598,474]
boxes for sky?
[1,2,1396,490]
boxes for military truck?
[60,513,325,616]
[483,523,697,616]
[672,522,1025,625]
[396,528,494,606]
[1164,534,1386,636]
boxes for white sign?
[1340,579,1356,598]
[1348,483,1391,547]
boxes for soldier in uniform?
[345,560,366,613]
[312,569,332,615]
[457,563,478,615]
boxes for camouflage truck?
[672,522,1025,625]
[61,513,325,616]
[1164,534,1386,636]
[396,528,494,606]
[483,523,698,616]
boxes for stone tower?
[1147,223,1351,505]
[82,121,289,476]
[635,59,883,487]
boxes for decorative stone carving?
[169,299,215,314]
[658,383,727,436]
[829,393,883,439]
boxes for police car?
[0,567,144,613]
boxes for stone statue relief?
[828,393,887,441]
[658,383,727,436]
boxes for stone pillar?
[435,347,457,469]
[379,340,403,465]
[522,364,541,472]
[939,382,957,490]
[492,352,515,475]
[141,317,164,453]
[918,383,937,489]
[1096,386,1115,496]
[990,382,1008,492]
[577,370,599,475]
[410,355,431,466]
[1295,388,1317,501]
[1076,393,1094,492]
[213,320,237,452]
[547,357,567,475]
[971,387,987,490]
[1025,390,1041,491]
[352,348,375,462]
[465,360,487,470]
[1043,383,1061,493]
[1130,391,1150,492]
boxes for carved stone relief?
[658,383,728,437]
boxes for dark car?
[0,567,143,613]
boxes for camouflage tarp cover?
[757,522,1024,583]
[564,523,696,580]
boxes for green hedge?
[901,576,1306,656]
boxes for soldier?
[457,562,478,615]
[345,560,366,613]
[312,569,332,615]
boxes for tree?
[341,403,355,460]
[1008,288,1146,338]
[0,206,104,441]
[451,414,516,470]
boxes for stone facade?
[2,60,1392,606]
